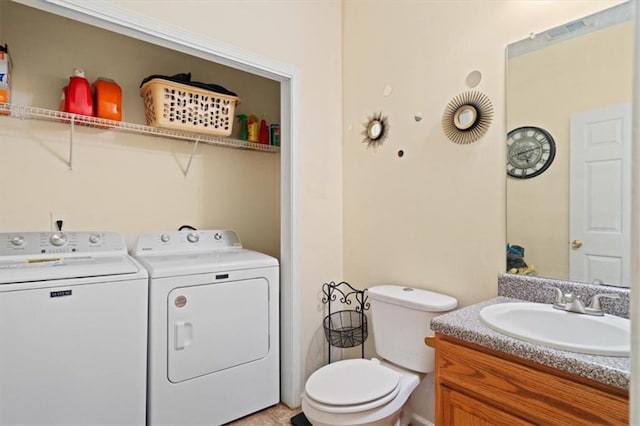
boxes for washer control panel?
[133,230,242,255]
[0,232,126,256]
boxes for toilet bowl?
[302,285,458,426]
[301,359,420,426]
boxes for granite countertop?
[431,296,630,390]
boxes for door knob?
[571,240,583,249]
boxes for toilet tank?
[368,285,457,373]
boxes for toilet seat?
[304,359,400,414]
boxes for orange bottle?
[93,78,122,121]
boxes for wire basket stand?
[321,281,369,364]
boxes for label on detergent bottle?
[0,44,12,115]
[270,124,280,146]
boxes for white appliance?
[301,285,457,426]
[0,231,148,426]
[132,230,279,426]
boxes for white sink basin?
[479,302,630,357]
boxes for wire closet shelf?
[0,103,279,153]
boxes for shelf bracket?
[183,137,200,177]
[68,115,75,171]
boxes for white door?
[569,102,631,287]
[167,278,270,383]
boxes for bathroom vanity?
[434,334,628,425]
[431,277,630,426]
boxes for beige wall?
[507,21,633,280]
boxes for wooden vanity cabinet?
[434,334,629,426]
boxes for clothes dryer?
[132,230,279,426]
[0,231,148,426]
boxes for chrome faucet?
[561,292,586,314]
[586,293,621,316]
[543,285,620,316]
[543,285,566,309]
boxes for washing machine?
[0,231,148,426]
[132,230,279,426]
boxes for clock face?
[506,126,556,179]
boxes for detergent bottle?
[247,113,259,143]
[93,78,122,121]
[259,116,269,144]
[0,44,12,115]
[62,69,94,116]
[236,114,248,140]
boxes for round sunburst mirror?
[442,91,493,144]
[361,112,389,147]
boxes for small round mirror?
[453,105,478,130]
[361,112,389,147]
[367,120,383,140]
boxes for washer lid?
[0,255,141,284]
[305,359,400,406]
[133,249,277,278]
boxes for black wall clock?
[506,126,556,179]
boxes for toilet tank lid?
[367,285,457,312]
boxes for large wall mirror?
[506,1,633,288]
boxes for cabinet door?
[435,334,629,426]
[440,386,534,426]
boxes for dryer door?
[167,278,270,383]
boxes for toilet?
[301,285,457,426]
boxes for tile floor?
[227,403,303,425]
[227,404,434,426]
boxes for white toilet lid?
[305,359,400,406]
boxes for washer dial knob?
[187,233,199,243]
[160,234,171,243]
[10,235,25,246]
[50,233,67,247]
[214,232,223,241]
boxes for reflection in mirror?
[367,120,383,140]
[506,1,632,288]
[453,105,478,130]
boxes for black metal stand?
[290,411,312,426]
[321,281,369,364]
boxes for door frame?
[17,0,301,407]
